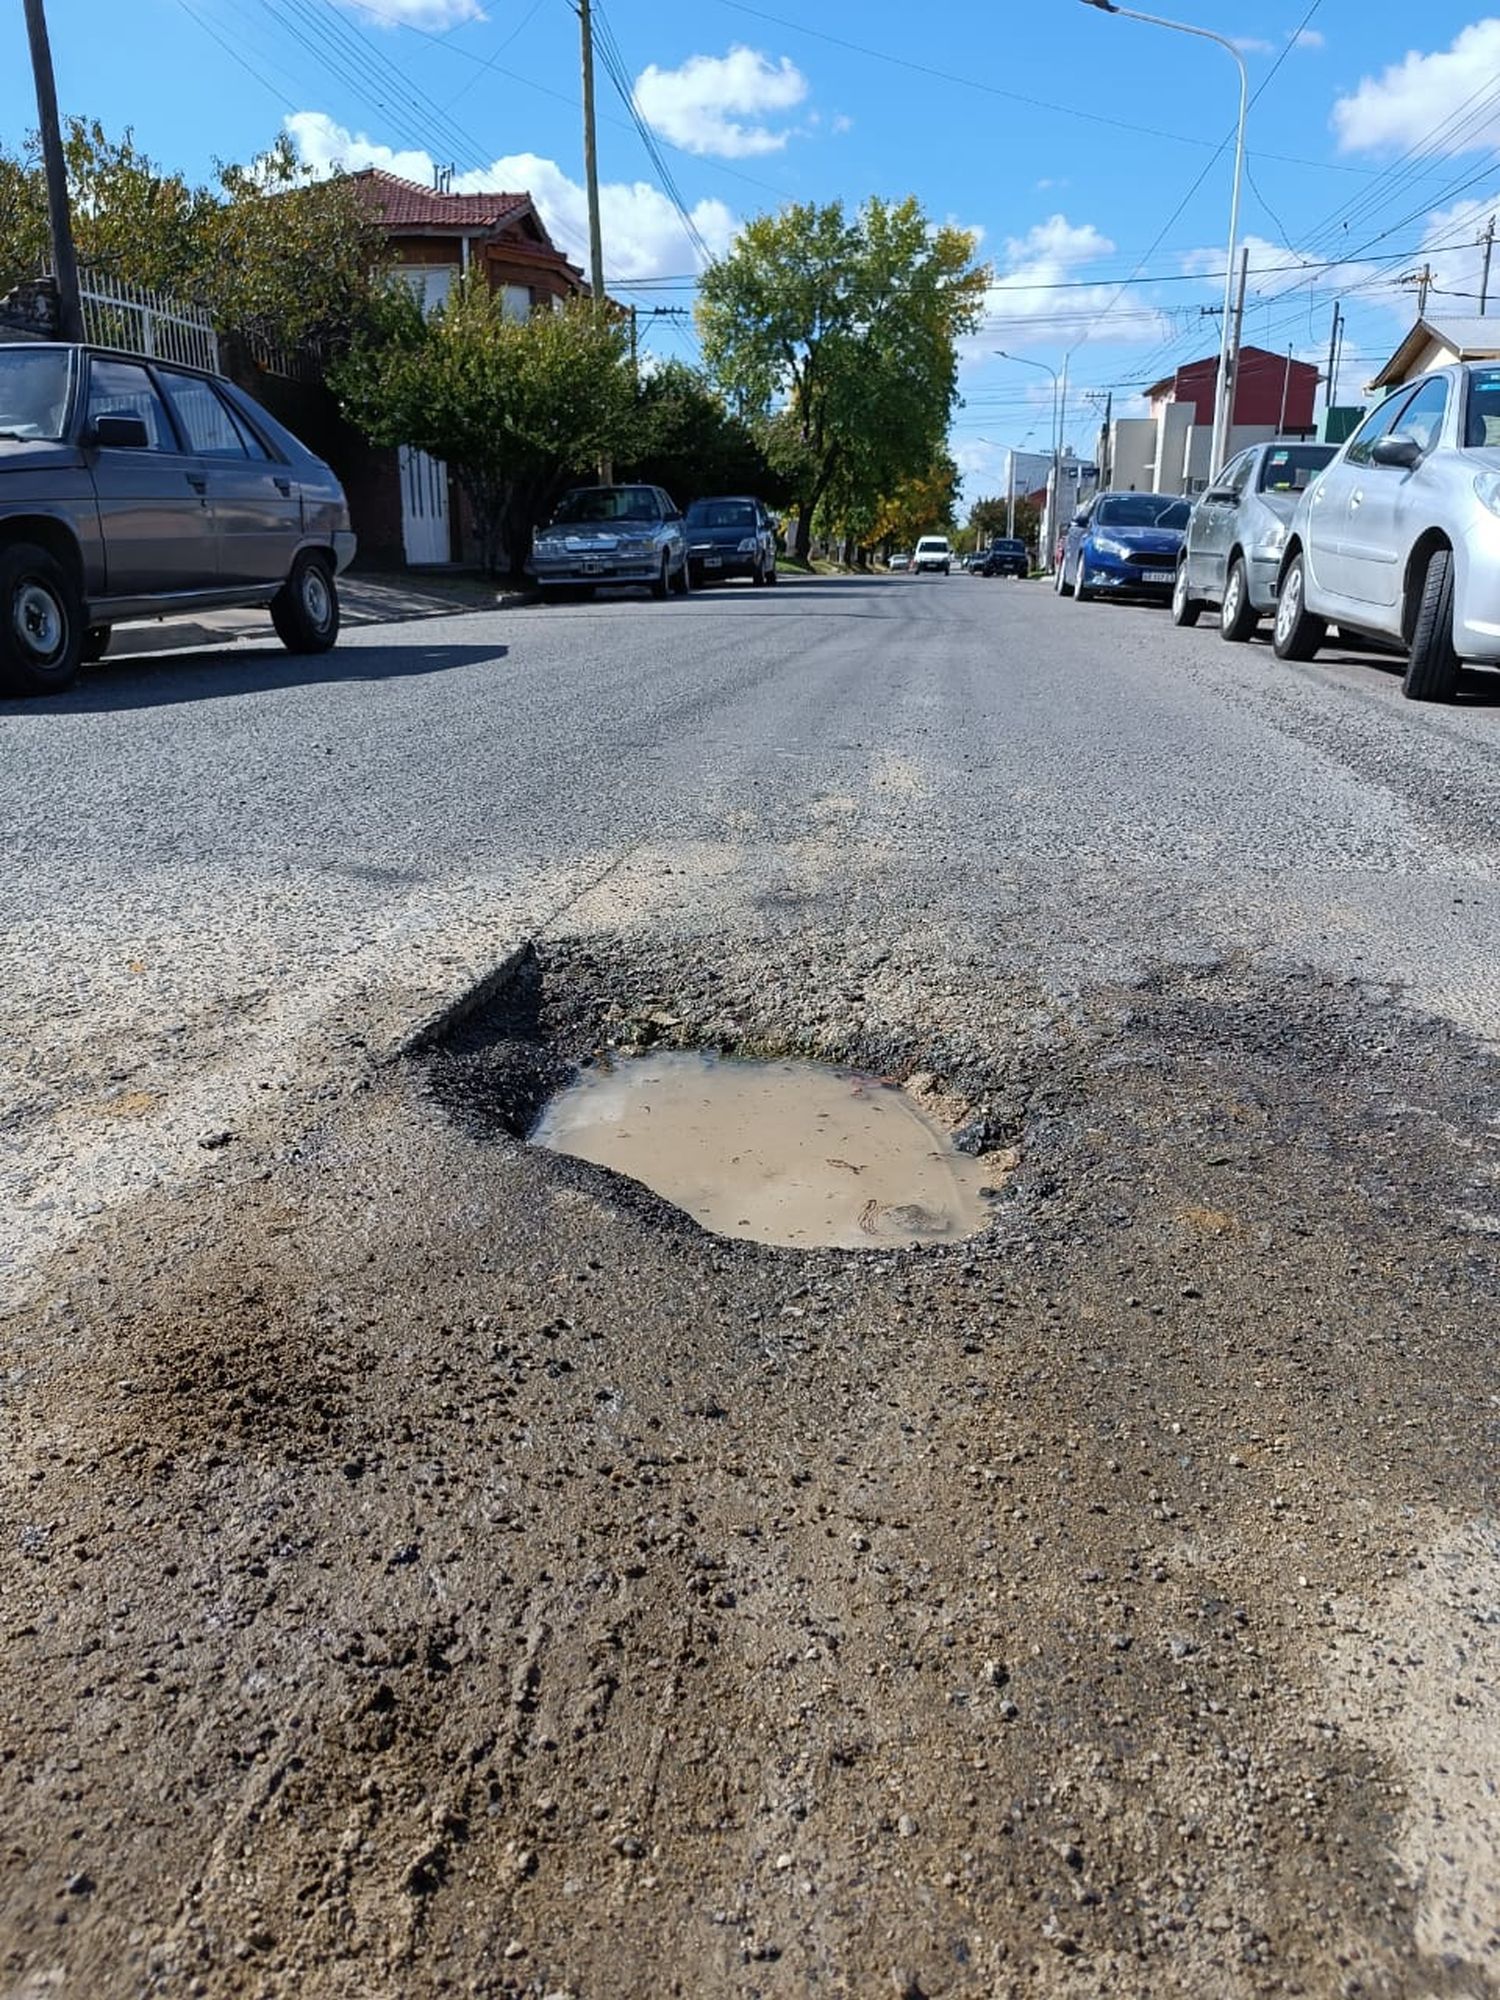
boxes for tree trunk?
[794,502,814,564]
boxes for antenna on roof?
[433,163,455,195]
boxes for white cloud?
[831,112,854,135]
[338,0,483,26]
[1232,35,1275,54]
[633,46,808,159]
[971,213,1172,352]
[1332,20,1500,153]
[285,111,736,279]
[1289,26,1324,48]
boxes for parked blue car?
[1055,490,1191,604]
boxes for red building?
[1146,346,1319,435]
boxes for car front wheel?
[651,553,671,600]
[0,541,84,695]
[271,552,339,654]
[1271,552,1325,662]
[1219,555,1258,642]
[1403,545,1460,702]
[1054,561,1072,598]
[1073,556,1091,603]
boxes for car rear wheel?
[0,541,84,695]
[1403,545,1460,702]
[1170,561,1202,627]
[271,552,339,654]
[1219,555,1258,642]
[1271,552,1325,662]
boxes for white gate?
[399,446,451,564]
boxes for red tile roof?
[350,168,533,232]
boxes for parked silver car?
[529,484,690,598]
[0,342,354,696]
[1172,438,1335,640]
[1272,361,1500,699]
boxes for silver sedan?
[1172,439,1335,641]
[1272,360,1500,699]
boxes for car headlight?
[617,537,656,556]
[1475,473,1500,517]
[1092,535,1130,559]
[534,534,562,553]
[736,537,759,554]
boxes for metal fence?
[73,269,221,374]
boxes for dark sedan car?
[0,342,354,696]
[684,495,778,586]
[974,537,1028,578]
[1056,491,1190,603]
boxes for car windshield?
[1258,444,1335,492]
[0,348,72,441]
[992,540,1024,553]
[917,538,949,551]
[1463,365,1500,448]
[686,500,756,529]
[553,487,658,524]
[1094,495,1189,528]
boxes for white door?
[399,446,451,565]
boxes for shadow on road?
[7,642,510,714]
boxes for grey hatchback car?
[0,342,354,695]
[1172,438,1335,640]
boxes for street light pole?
[994,349,1061,568]
[1079,0,1246,479]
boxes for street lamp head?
[1079,0,1120,11]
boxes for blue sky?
[5,0,1500,503]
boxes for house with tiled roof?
[348,169,589,565]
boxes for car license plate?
[582,557,603,574]
[705,555,722,567]
[1143,569,1173,584]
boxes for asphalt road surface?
[3,573,1497,1998]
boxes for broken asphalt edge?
[394,943,535,1060]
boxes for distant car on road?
[683,495,778,587]
[1271,361,1500,700]
[0,341,354,696]
[974,537,1029,578]
[888,551,911,572]
[913,535,952,575]
[1172,439,1335,640]
[530,484,689,599]
[1056,491,1189,604]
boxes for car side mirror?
[1371,433,1421,469]
[90,413,150,449]
[1205,486,1236,503]
[1072,512,1088,527]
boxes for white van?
[912,535,952,575]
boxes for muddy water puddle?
[531,1052,993,1249]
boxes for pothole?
[531,1050,997,1249]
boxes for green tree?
[868,455,960,556]
[624,359,790,509]
[0,120,381,349]
[697,196,987,561]
[969,492,1040,552]
[332,276,635,575]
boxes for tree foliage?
[332,277,635,574]
[868,455,960,552]
[0,120,382,346]
[969,491,1040,550]
[696,196,987,559]
[624,359,789,509]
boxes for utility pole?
[1219,245,1250,462]
[22,0,83,342]
[1323,302,1343,423]
[1400,263,1435,317]
[1277,344,1293,434]
[578,0,610,479]
[1481,215,1496,315]
[1005,450,1016,539]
